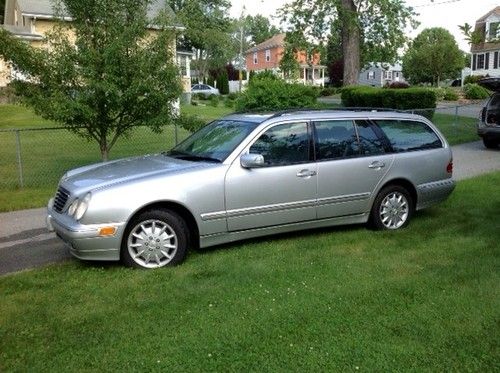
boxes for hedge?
[236,78,318,111]
[341,86,437,118]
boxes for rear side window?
[314,120,359,159]
[314,120,385,160]
[374,120,442,152]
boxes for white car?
[191,84,220,97]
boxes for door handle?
[368,161,385,169]
[296,169,317,178]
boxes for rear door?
[314,119,394,219]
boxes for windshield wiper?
[164,150,221,163]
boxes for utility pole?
[238,6,245,93]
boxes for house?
[244,33,326,86]
[358,63,406,87]
[470,6,500,77]
[0,0,191,92]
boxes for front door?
[225,121,317,232]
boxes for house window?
[383,70,393,80]
[489,22,500,41]
[394,71,400,78]
[265,49,271,62]
[367,71,375,80]
[495,51,499,69]
[253,52,258,64]
[477,54,485,69]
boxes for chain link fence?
[0,124,190,190]
[0,104,482,191]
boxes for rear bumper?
[416,178,456,210]
[47,205,124,261]
[478,126,500,140]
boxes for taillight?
[446,159,453,174]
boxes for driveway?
[0,141,499,276]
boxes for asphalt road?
[0,141,499,276]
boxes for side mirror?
[240,153,265,168]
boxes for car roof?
[223,109,429,124]
[478,77,500,92]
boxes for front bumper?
[47,204,125,261]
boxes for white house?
[358,63,406,87]
[470,6,500,77]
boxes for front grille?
[53,187,70,213]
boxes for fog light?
[98,227,116,236]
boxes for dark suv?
[478,77,500,149]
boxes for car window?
[192,84,199,90]
[374,119,442,152]
[314,120,359,160]
[170,120,259,162]
[250,122,310,166]
[355,120,385,156]
[201,85,209,90]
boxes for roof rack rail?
[263,107,411,119]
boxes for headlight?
[67,193,92,221]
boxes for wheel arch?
[377,178,418,208]
[122,201,200,253]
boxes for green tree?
[244,14,281,45]
[168,0,233,80]
[402,28,465,86]
[0,0,182,161]
[279,0,417,86]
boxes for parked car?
[191,84,219,97]
[477,77,500,149]
[47,110,455,269]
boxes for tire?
[121,209,189,269]
[483,137,498,149]
[370,185,414,230]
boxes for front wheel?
[122,209,188,269]
[370,185,413,230]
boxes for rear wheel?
[122,209,188,269]
[370,185,414,230]
[483,137,498,149]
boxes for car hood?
[478,77,500,92]
[60,154,211,194]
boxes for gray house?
[358,63,406,87]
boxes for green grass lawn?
[1,172,499,371]
[0,103,480,212]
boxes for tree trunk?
[340,0,360,86]
[100,137,109,162]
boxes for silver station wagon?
[47,110,456,269]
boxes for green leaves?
[0,0,182,160]
[402,28,465,86]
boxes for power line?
[412,0,462,8]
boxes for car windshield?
[167,120,259,162]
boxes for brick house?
[0,0,191,92]
[245,33,326,86]
[470,6,500,77]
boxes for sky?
[229,0,500,52]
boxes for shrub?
[442,87,459,101]
[224,99,235,108]
[463,75,486,85]
[320,87,338,96]
[216,71,230,95]
[236,78,318,111]
[463,83,490,100]
[175,113,206,133]
[209,94,220,107]
[341,86,436,118]
[250,70,280,82]
[192,93,206,101]
[226,92,239,101]
[387,81,410,89]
